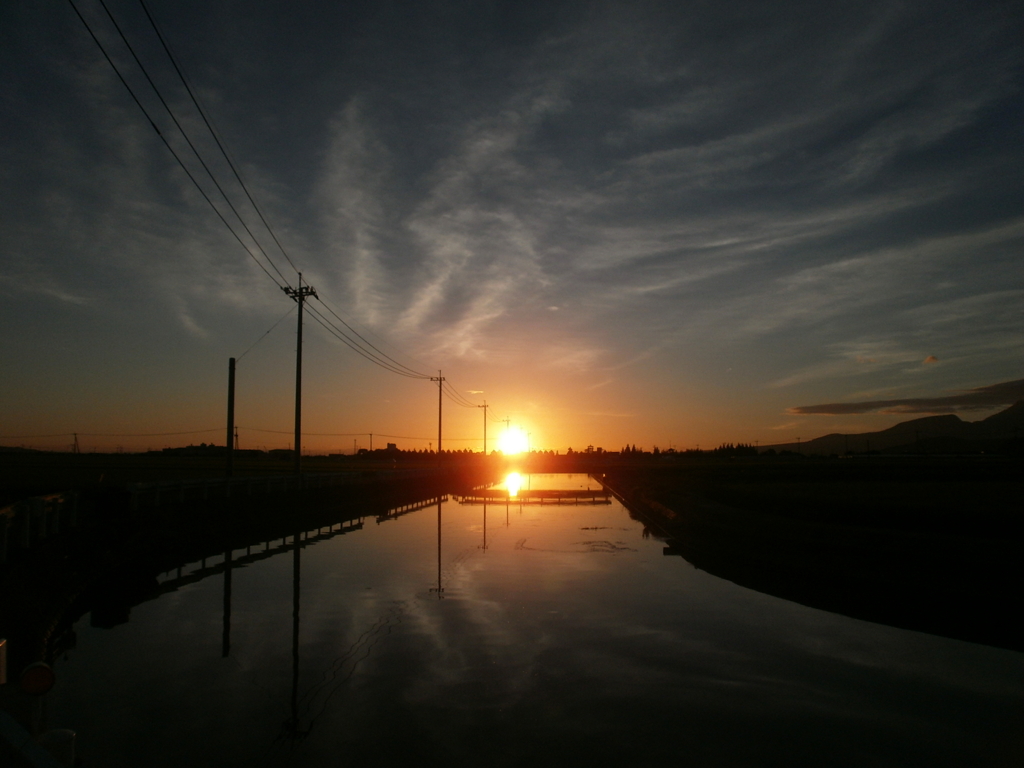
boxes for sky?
[1,0,1022,454]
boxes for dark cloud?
[789,379,1024,415]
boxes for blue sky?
[1,0,1022,452]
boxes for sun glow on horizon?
[498,426,528,454]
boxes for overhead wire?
[440,378,484,408]
[441,380,477,405]
[310,299,488,410]
[314,296,430,378]
[440,381,480,408]
[94,0,292,287]
[137,0,301,277]
[314,296,438,375]
[66,0,285,288]
[236,304,295,362]
[1,428,222,438]
[305,305,430,379]
[69,0,504,429]
[373,433,477,442]
[239,428,477,442]
[241,428,367,437]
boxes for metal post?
[226,357,235,478]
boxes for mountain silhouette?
[766,401,1024,454]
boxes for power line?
[439,378,482,408]
[305,305,431,378]
[315,297,438,375]
[94,0,292,287]
[240,428,367,437]
[313,298,488,412]
[375,433,478,442]
[440,381,479,408]
[238,428,478,441]
[82,0,433,379]
[236,304,295,361]
[1,428,222,438]
[314,296,430,378]
[70,0,503,423]
[65,0,285,288]
[442,380,477,405]
[309,302,489,415]
[137,0,301,277]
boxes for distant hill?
[765,401,1024,455]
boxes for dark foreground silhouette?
[603,457,1024,652]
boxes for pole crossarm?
[282,285,317,303]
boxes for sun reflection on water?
[504,472,523,497]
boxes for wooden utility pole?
[478,400,488,455]
[283,275,317,476]
[431,371,445,461]
[226,357,235,477]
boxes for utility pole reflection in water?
[222,547,232,657]
[289,526,301,736]
[430,499,444,598]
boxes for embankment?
[0,464,497,682]
[601,458,1024,651]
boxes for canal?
[43,473,1024,765]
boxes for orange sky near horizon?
[1,2,1021,455]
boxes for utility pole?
[431,371,445,461]
[477,401,488,455]
[283,274,317,476]
[226,357,235,477]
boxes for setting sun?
[498,427,528,454]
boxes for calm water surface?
[50,474,1024,766]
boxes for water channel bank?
[601,458,1024,651]
[0,462,498,763]
[2,471,1023,766]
